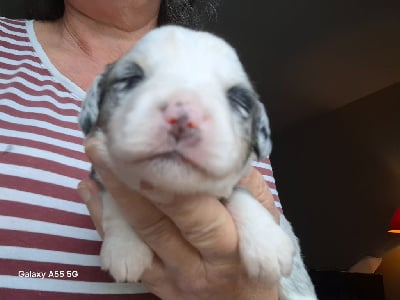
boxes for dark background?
[1,1,399,298]
[209,2,400,298]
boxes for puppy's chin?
[106,130,248,191]
[108,153,247,197]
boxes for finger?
[77,179,104,237]
[86,138,239,264]
[154,194,239,264]
[84,139,164,230]
[239,167,280,223]
[84,139,201,268]
[140,257,182,299]
[139,255,166,286]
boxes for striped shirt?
[0,17,282,299]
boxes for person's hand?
[78,138,280,300]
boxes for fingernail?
[77,182,92,204]
[84,140,108,170]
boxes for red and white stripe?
[0,17,282,299]
[251,159,283,213]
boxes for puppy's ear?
[79,74,105,136]
[252,100,272,160]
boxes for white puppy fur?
[79,25,317,299]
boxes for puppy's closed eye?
[78,25,314,298]
[227,85,255,118]
[112,62,145,91]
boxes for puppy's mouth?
[130,151,212,175]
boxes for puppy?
[79,25,317,299]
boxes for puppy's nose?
[163,100,201,141]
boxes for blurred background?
[212,2,400,299]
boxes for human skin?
[34,0,161,90]
[78,138,280,299]
[33,0,280,298]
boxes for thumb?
[77,178,104,238]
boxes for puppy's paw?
[100,230,153,282]
[227,189,295,285]
[239,223,295,284]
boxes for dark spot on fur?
[94,62,145,132]
[227,85,255,117]
[251,105,270,160]
[81,114,95,135]
[112,62,145,92]
[259,125,269,140]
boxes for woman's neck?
[61,1,160,64]
[34,1,160,90]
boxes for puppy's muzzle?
[162,96,203,143]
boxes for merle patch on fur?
[227,85,255,117]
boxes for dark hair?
[158,0,220,29]
[0,0,220,29]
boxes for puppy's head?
[80,25,271,195]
